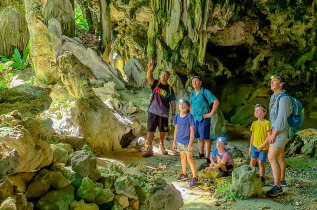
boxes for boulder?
[36,185,75,210]
[51,144,70,165]
[114,176,137,199]
[70,199,99,210]
[70,150,97,177]
[104,174,118,189]
[0,177,14,203]
[0,197,16,210]
[198,169,221,180]
[140,184,183,210]
[77,177,114,204]
[51,171,71,189]
[12,193,30,210]
[114,194,129,209]
[0,122,53,174]
[25,169,52,199]
[229,165,262,198]
[0,149,19,177]
[58,166,84,188]
[8,172,35,193]
[130,199,139,210]
[58,136,87,151]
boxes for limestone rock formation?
[25,169,52,199]
[0,112,53,174]
[229,165,262,198]
[124,58,147,88]
[70,150,97,177]
[0,85,52,116]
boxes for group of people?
[143,60,292,197]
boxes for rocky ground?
[101,131,317,210]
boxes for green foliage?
[214,179,245,202]
[0,61,13,73]
[0,45,30,70]
[75,8,89,32]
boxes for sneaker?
[266,186,283,197]
[219,170,230,177]
[269,180,286,187]
[176,174,189,181]
[142,148,153,157]
[189,177,198,187]
[194,153,205,159]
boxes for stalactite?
[0,3,29,57]
[42,0,75,38]
[100,0,112,63]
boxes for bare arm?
[249,132,254,155]
[212,155,229,169]
[258,130,272,151]
[209,99,219,116]
[173,124,178,150]
[146,59,154,86]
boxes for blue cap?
[217,137,228,145]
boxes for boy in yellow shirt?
[249,104,271,185]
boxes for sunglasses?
[270,75,283,82]
[255,104,267,113]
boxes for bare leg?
[250,158,257,167]
[204,139,211,159]
[147,132,154,149]
[187,152,197,178]
[143,132,154,157]
[278,149,286,181]
[180,152,187,175]
[159,132,168,155]
[258,160,265,177]
[268,146,283,187]
[198,138,204,155]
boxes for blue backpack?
[278,94,304,130]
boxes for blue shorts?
[251,145,268,162]
[194,118,211,140]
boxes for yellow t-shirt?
[250,120,271,150]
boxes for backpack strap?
[202,88,211,112]
[276,93,288,115]
[149,81,161,104]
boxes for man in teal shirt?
[190,76,219,166]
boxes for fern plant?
[0,45,30,70]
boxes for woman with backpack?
[266,75,293,197]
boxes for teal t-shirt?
[190,88,217,122]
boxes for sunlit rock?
[70,150,97,177]
[25,169,52,199]
[51,171,71,190]
[8,172,35,194]
[229,165,262,198]
[124,58,147,88]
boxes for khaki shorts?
[177,142,193,153]
[270,129,290,148]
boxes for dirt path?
[100,138,317,209]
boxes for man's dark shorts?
[147,112,168,132]
[194,118,211,140]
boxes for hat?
[217,137,228,145]
[161,70,171,77]
[270,75,284,83]
[179,99,190,107]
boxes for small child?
[173,99,198,187]
[206,137,234,177]
[249,104,271,185]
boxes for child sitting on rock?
[173,99,198,187]
[206,137,234,177]
[249,104,271,185]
